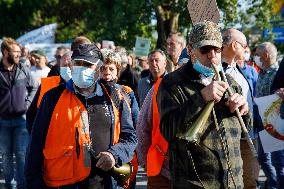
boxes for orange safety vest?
[43,87,121,187]
[146,78,168,177]
[37,76,61,108]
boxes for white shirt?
[224,64,253,115]
[30,66,51,87]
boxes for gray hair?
[258,42,278,64]
[148,49,167,60]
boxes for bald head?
[222,28,248,64]
[223,28,246,45]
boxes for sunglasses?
[54,55,62,59]
[199,46,222,54]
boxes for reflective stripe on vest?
[146,78,168,176]
[43,89,91,187]
[37,76,61,108]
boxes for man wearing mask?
[0,38,36,189]
[221,28,259,189]
[26,36,92,134]
[25,43,137,189]
[157,21,251,188]
[26,48,72,134]
[254,42,283,189]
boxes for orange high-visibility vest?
[43,88,121,187]
[37,76,61,108]
[146,78,168,176]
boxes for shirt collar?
[263,63,278,73]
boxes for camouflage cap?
[189,21,222,49]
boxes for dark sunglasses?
[199,46,222,54]
[54,55,62,59]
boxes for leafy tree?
[0,0,277,51]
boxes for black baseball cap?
[71,43,103,65]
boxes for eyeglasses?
[235,41,248,49]
[199,46,222,54]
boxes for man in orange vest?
[26,36,92,134]
[25,43,137,189]
[136,49,169,188]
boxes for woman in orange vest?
[99,49,139,188]
[25,43,137,189]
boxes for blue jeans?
[271,150,284,188]
[258,137,284,189]
[257,137,277,189]
[0,116,29,189]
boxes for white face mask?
[72,66,95,88]
[244,52,250,61]
[60,67,72,82]
[254,56,263,68]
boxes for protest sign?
[134,37,151,57]
[17,23,57,45]
[255,94,284,153]
[187,0,220,25]
[25,43,70,62]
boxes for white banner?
[25,43,70,62]
[255,94,284,153]
[17,23,57,45]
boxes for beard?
[7,53,18,65]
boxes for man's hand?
[96,151,116,171]
[276,88,284,99]
[225,93,249,115]
[201,81,228,103]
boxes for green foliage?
[0,0,278,51]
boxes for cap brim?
[72,57,102,65]
[32,53,43,58]
[193,40,222,49]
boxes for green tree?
[0,0,276,51]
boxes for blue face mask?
[72,66,95,88]
[60,67,72,82]
[193,60,222,77]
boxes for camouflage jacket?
[157,63,252,189]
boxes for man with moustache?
[0,38,36,189]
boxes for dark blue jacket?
[25,80,137,189]
[0,62,37,118]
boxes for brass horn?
[176,63,221,144]
[176,62,257,157]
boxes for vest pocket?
[43,146,74,181]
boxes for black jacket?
[0,61,37,118]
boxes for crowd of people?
[0,20,284,189]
